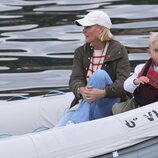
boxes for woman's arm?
[69,47,87,98]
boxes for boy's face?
[148,42,158,66]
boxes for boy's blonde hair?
[149,32,158,47]
[97,27,113,42]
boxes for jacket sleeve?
[105,46,130,98]
[69,47,87,98]
[124,64,144,93]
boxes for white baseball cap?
[75,10,112,29]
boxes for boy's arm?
[124,64,144,93]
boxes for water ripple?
[0,0,158,98]
[0,24,38,31]
[0,4,21,12]
[0,0,55,6]
[105,4,158,19]
[0,70,71,91]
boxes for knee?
[93,70,111,82]
[93,69,107,79]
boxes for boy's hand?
[133,76,150,85]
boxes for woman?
[55,10,130,127]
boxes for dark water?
[0,0,158,100]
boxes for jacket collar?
[84,40,125,62]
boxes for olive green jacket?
[69,40,130,105]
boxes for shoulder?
[75,43,90,52]
[74,43,92,58]
[134,63,145,73]
[109,40,126,49]
[108,40,127,55]
[74,43,88,55]
[107,40,128,60]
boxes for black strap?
[142,58,152,76]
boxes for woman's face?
[82,25,101,43]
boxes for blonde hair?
[97,27,113,41]
[149,32,158,47]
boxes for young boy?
[112,32,158,114]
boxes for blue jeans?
[55,69,120,127]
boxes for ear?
[97,25,104,33]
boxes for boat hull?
[0,93,158,157]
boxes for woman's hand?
[133,76,150,85]
[81,87,106,103]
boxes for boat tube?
[0,92,158,158]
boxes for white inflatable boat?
[0,92,158,158]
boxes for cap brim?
[75,20,82,26]
[75,19,95,27]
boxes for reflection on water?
[0,0,158,99]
